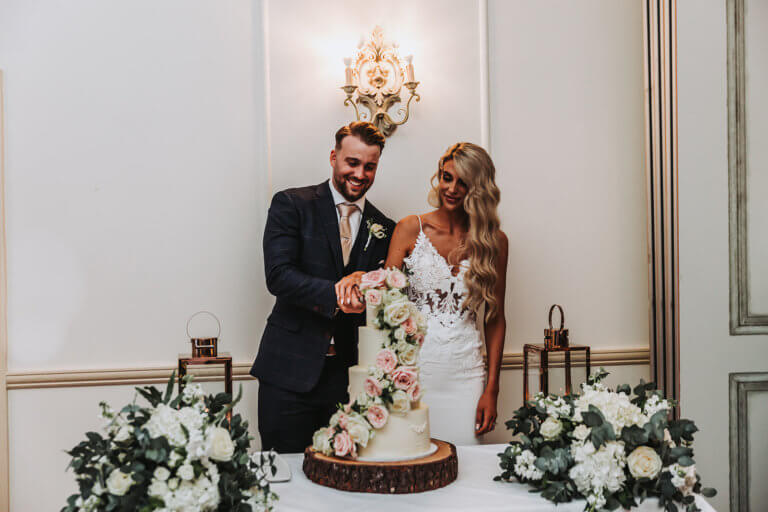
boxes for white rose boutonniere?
[364,219,387,251]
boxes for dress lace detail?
[403,220,485,376]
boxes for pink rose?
[364,377,383,397]
[364,289,383,306]
[337,413,349,430]
[415,334,425,346]
[391,366,418,391]
[366,404,389,429]
[360,269,387,290]
[375,349,398,373]
[407,382,421,401]
[402,316,417,336]
[386,269,407,289]
[333,430,353,457]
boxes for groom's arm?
[263,190,337,319]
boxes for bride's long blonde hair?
[428,142,502,322]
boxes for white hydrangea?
[643,394,671,417]
[513,450,544,481]
[535,394,572,418]
[181,383,205,405]
[145,404,187,447]
[573,385,648,431]
[568,440,627,511]
[160,475,221,511]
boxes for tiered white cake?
[346,307,433,461]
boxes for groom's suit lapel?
[352,201,380,271]
[314,181,344,277]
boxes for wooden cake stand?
[303,439,458,494]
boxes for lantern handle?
[548,304,565,331]
[186,311,222,340]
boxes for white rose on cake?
[312,428,332,454]
[384,300,411,326]
[346,413,372,448]
[398,344,419,366]
[390,390,411,413]
[384,289,403,304]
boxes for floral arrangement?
[62,374,278,512]
[311,267,427,458]
[496,369,715,512]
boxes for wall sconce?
[341,26,420,137]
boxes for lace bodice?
[403,218,484,374]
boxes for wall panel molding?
[729,372,768,512]
[0,68,10,512]
[643,0,680,408]
[727,0,768,335]
[6,348,649,391]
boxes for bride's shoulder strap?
[417,215,423,232]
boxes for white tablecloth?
[271,444,716,512]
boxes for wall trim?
[6,348,649,391]
[729,372,768,512]
[727,0,768,335]
[0,68,10,512]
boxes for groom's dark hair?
[335,121,386,153]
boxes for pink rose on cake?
[375,349,398,373]
[407,382,421,401]
[360,269,387,290]
[366,404,389,429]
[364,377,383,397]
[391,366,418,391]
[364,288,383,307]
[402,316,418,336]
[385,268,408,289]
[333,430,354,457]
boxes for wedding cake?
[310,268,434,461]
[346,304,433,461]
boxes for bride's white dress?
[403,217,486,445]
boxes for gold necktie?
[337,203,358,266]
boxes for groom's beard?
[333,171,372,202]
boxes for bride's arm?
[475,231,509,436]
[383,215,420,269]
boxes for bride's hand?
[474,390,499,435]
[335,271,366,313]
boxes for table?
[272,444,716,511]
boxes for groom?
[251,121,396,453]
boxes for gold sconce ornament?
[341,26,420,137]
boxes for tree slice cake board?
[303,439,458,494]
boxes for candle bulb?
[343,57,354,86]
[405,54,415,83]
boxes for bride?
[340,142,507,444]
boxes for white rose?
[113,426,131,442]
[178,463,195,481]
[384,289,403,304]
[394,327,407,341]
[168,451,182,467]
[572,424,590,441]
[106,469,133,496]
[167,477,180,490]
[398,344,419,366]
[627,446,662,479]
[148,479,169,498]
[384,300,411,326]
[312,428,332,454]
[390,390,411,414]
[346,414,371,448]
[153,466,171,481]
[207,427,235,462]
[539,416,564,440]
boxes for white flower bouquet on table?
[62,374,278,512]
[311,267,427,458]
[496,369,716,512]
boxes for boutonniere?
[364,219,387,251]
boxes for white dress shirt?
[328,180,366,245]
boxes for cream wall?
[0,1,650,510]
[678,0,768,511]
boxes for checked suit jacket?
[250,180,396,393]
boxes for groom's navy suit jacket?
[250,181,395,393]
